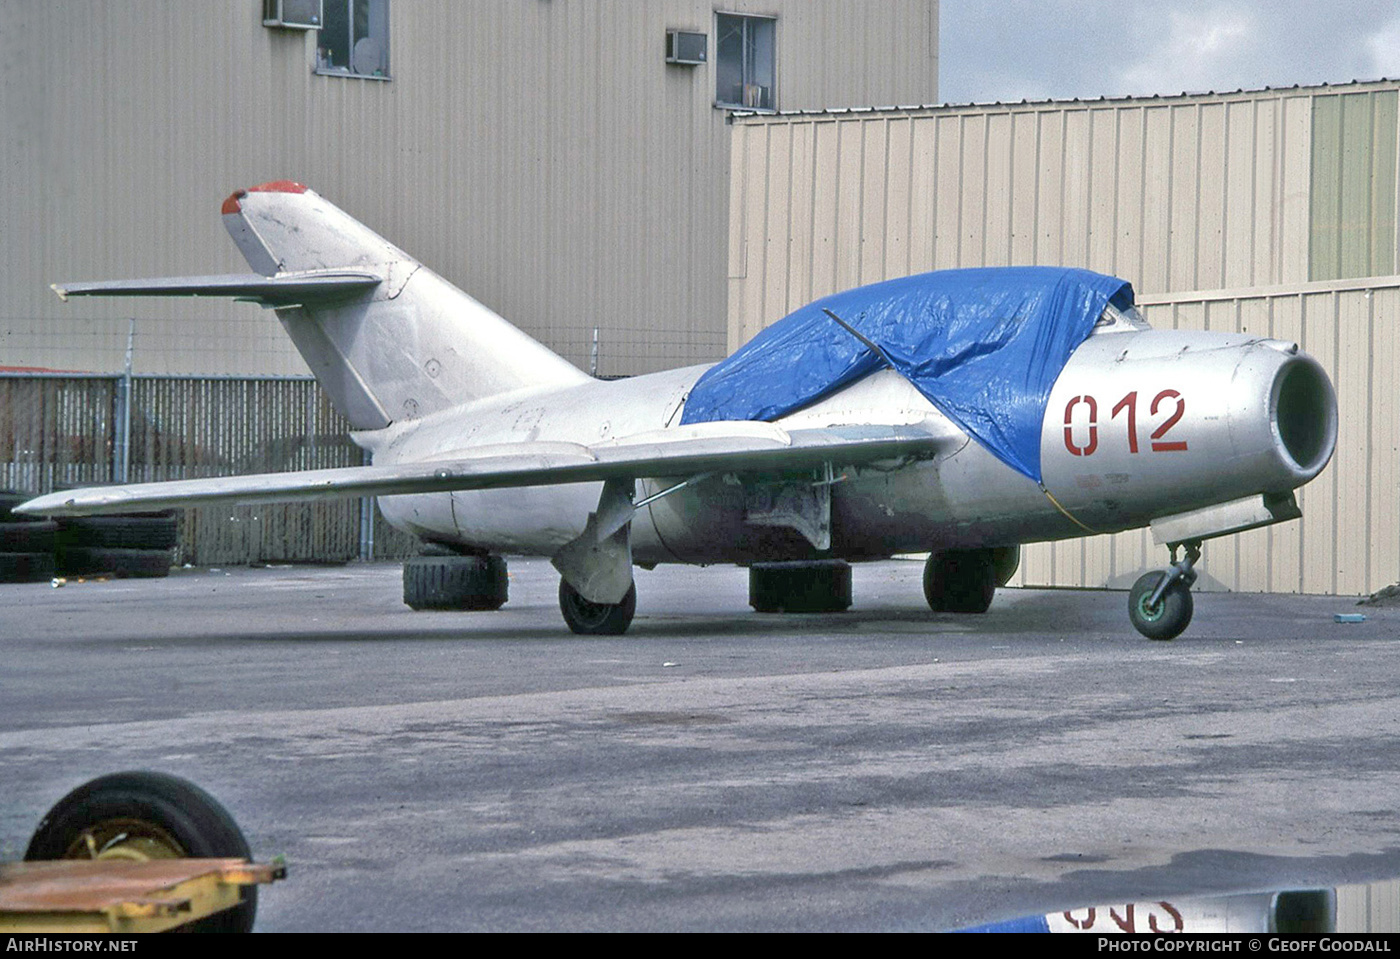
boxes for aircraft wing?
[51,271,383,307]
[15,422,959,518]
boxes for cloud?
[939,0,1400,106]
[1366,17,1400,78]
[1118,6,1256,95]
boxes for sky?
[939,0,1400,106]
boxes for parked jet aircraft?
[19,182,1338,640]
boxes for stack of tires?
[0,490,58,583]
[748,559,853,613]
[403,545,508,611]
[0,489,179,581]
[55,509,178,578]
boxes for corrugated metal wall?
[1,374,417,566]
[727,82,1400,596]
[1337,878,1400,933]
[727,82,1400,350]
[1,0,937,380]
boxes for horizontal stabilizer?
[15,424,954,518]
[51,271,383,307]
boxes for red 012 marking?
[1149,389,1188,451]
[1063,389,1188,456]
[1061,902,1185,933]
[1062,395,1098,456]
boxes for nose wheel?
[1128,541,1201,641]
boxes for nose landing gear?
[1128,541,1201,641]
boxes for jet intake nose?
[1270,355,1336,481]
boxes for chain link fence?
[0,373,418,566]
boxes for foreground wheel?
[25,771,257,932]
[1128,572,1194,640]
[403,554,508,610]
[748,560,852,613]
[559,579,636,635]
[923,550,997,613]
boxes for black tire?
[403,554,508,610]
[559,579,636,635]
[25,771,257,933]
[748,560,853,613]
[1128,572,1194,641]
[57,515,179,550]
[0,520,58,553]
[923,549,997,613]
[58,546,173,578]
[0,551,57,583]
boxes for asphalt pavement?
[1,558,1397,931]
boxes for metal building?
[1,0,939,379]
[727,81,1400,596]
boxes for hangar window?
[715,13,776,111]
[316,0,390,79]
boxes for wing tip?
[12,493,72,517]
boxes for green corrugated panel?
[1310,95,1343,280]
[1370,90,1397,277]
[1310,91,1399,280]
[1339,93,1375,277]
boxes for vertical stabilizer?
[221,182,589,429]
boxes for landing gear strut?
[1128,541,1201,641]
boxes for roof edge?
[730,77,1400,122]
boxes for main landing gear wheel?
[1128,541,1202,641]
[24,771,257,933]
[923,549,997,613]
[559,579,636,635]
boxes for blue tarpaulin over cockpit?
[680,267,1134,483]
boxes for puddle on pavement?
[959,878,1399,933]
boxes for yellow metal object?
[69,817,185,862]
[0,859,285,934]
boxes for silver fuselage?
[371,325,1336,566]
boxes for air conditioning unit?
[264,0,323,30]
[666,30,707,65]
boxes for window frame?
[713,12,777,112]
[314,0,392,80]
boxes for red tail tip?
[221,180,309,215]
